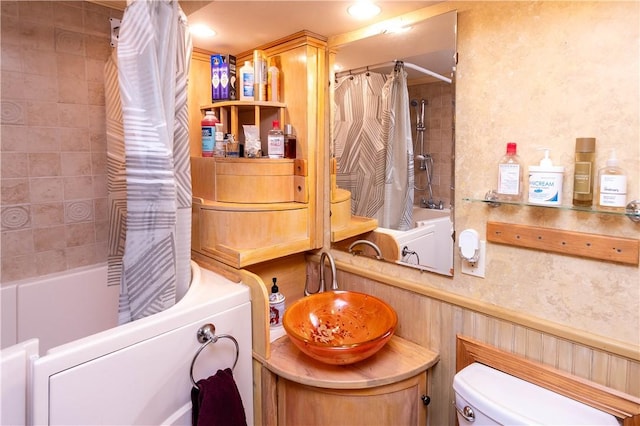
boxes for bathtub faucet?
[348,240,383,260]
[420,197,444,210]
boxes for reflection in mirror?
[330,10,456,277]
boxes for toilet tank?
[453,363,620,426]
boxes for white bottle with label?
[528,148,565,206]
[596,149,627,211]
[239,61,254,101]
[497,142,523,201]
[269,277,285,328]
[267,120,284,158]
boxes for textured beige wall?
[455,1,639,344]
[334,1,639,349]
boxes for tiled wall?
[1,2,121,282]
[408,81,453,209]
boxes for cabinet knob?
[421,394,431,406]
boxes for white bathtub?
[377,207,454,275]
[1,261,253,426]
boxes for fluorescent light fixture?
[347,1,381,20]
[189,24,216,37]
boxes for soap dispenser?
[596,149,627,211]
[528,148,565,206]
[269,277,285,327]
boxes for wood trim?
[487,221,639,265]
[332,255,640,362]
[456,335,640,425]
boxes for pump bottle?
[497,142,523,202]
[528,148,565,206]
[596,149,627,211]
[269,277,285,327]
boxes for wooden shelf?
[331,215,379,242]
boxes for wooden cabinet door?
[277,373,427,426]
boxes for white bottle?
[267,120,284,158]
[269,277,285,328]
[497,142,523,202]
[528,148,565,206]
[267,60,280,102]
[239,61,254,101]
[596,149,627,211]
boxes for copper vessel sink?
[282,291,398,365]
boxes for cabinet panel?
[277,374,427,426]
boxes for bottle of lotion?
[528,148,565,206]
[596,149,627,211]
[269,277,285,327]
[239,61,254,101]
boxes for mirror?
[330,10,457,276]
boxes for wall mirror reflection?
[330,10,457,276]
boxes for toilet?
[453,363,620,425]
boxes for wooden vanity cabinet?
[277,373,428,425]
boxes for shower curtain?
[104,0,192,324]
[334,65,413,230]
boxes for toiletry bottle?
[284,123,296,159]
[497,142,522,202]
[213,122,225,157]
[596,149,627,211]
[572,137,596,207]
[269,277,285,327]
[267,58,280,102]
[528,148,565,206]
[253,50,267,101]
[200,111,218,157]
[267,120,284,158]
[239,61,254,101]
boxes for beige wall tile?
[1,71,24,99]
[19,20,55,51]
[1,153,28,178]
[93,197,108,221]
[57,78,88,104]
[1,229,33,256]
[33,225,66,252]
[23,74,58,102]
[65,222,95,247]
[35,249,66,275]
[29,177,63,203]
[1,178,30,204]
[1,206,30,231]
[53,4,84,33]
[63,175,93,200]
[1,100,26,125]
[58,103,90,128]
[31,203,64,227]
[56,53,85,80]
[64,199,94,223]
[29,153,61,177]
[1,255,37,282]
[66,243,97,269]
[26,101,58,126]
[27,127,61,152]
[61,152,91,176]
[1,44,23,72]
[22,49,57,77]
[58,127,90,151]
[17,1,54,24]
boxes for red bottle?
[201,111,219,157]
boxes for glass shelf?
[462,195,640,222]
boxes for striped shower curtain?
[333,67,413,230]
[104,0,192,324]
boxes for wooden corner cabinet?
[188,32,327,268]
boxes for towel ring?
[189,323,239,388]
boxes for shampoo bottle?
[239,61,254,101]
[497,142,523,202]
[528,148,565,206]
[269,277,285,327]
[200,111,218,157]
[596,149,627,211]
[572,137,596,206]
[267,59,280,102]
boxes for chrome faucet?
[348,240,382,260]
[304,251,338,296]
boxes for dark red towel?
[191,368,247,426]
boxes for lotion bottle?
[239,61,254,101]
[596,149,627,211]
[572,137,596,206]
[497,142,523,202]
[269,277,285,327]
[528,148,565,206]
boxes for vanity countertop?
[255,335,439,389]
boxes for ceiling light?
[189,24,216,38]
[347,1,381,20]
